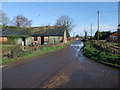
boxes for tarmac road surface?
[2,40,119,88]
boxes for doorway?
[22,37,26,46]
[41,36,44,45]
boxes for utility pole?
[97,11,100,40]
[91,23,92,39]
[118,24,120,42]
[84,30,87,40]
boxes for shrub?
[10,47,24,58]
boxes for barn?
[105,30,120,42]
[0,26,67,46]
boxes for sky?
[1,2,118,36]
[118,1,120,24]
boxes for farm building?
[0,26,67,46]
[106,30,120,42]
[68,37,79,40]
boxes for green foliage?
[2,41,73,64]
[84,41,120,68]
[1,44,16,51]
[10,47,24,58]
[66,30,70,37]
[0,44,15,48]
[100,31,111,40]
[1,25,17,30]
[95,30,99,39]
[94,31,111,40]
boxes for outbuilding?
[0,26,67,46]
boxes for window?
[34,36,38,41]
[113,36,118,40]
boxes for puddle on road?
[70,41,93,64]
[70,41,84,50]
[70,42,84,53]
[70,41,85,62]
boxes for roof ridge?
[29,26,65,28]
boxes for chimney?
[63,29,67,43]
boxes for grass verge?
[83,41,120,68]
[2,41,73,65]
[0,44,16,48]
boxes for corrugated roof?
[0,26,65,36]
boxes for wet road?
[2,40,119,88]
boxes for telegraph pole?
[91,23,92,39]
[97,11,100,40]
[84,30,87,40]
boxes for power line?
[100,10,117,13]
[32,3,58,18]
[76,10,117,25]
[76,12,97,26]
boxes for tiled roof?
[109,30,120,36]
[105,30,120,38]
[0,26,65,36]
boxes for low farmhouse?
[106,30,120,42]
[0,26,67,46]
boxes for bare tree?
[55,16,74,37]
[56,16,74,31]
[13,15,32,27]
[0,10,9,25]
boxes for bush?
[10,47,24,58]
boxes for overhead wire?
[32,2,58,19]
